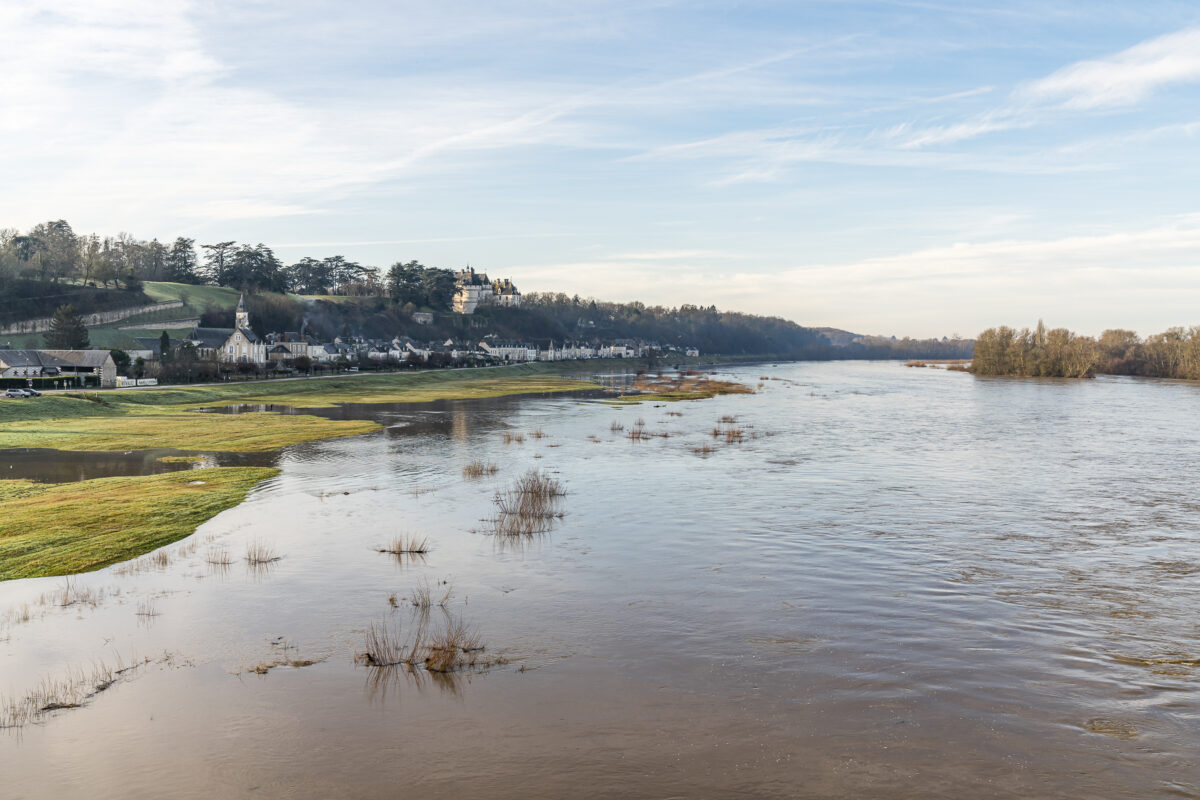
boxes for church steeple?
[235,293,250,330]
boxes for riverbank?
[0,365,600,451]
[0,363,756,578]
[0,468,280,580]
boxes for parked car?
[5,388,27,398]
[21,388,41,397]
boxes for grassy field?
[142,281,242,316]
[0,365,599,451]
[0,467,280,580]
[0,410,380,452]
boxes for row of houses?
[332,336,699,365]
[2,295,700,388]
[120,295,699,367]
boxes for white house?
[480,340,537,362]
[187,294,267,364]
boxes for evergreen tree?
[159,330,172,362]
[44,304,90,349]
[165,237,198,283]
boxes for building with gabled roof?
[0,349,118,387]
[186,294,267,364]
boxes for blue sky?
[3,1,1200,336]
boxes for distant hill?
[812,327,864,347]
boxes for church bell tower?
[235,294,250,330]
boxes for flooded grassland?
[2,362,1200,798]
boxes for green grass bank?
[0,468,280,580]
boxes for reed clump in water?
[244,540,282,565]
[487,469,566,537]
[409,576,453,609]
[627,421,652,441]
[377,534,430,556]
[357,617,495,675]
[610,420,625,432]
[425,617,486,672]
[529,428,546,439]
[0,655,148,729]
[205,546,233,566]
[357,621,407,667]
[692,444,716,456]
[502,432,525,445]
[44,578,105,609]
[462,460,498,479]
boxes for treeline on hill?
[2,219,970,359]
[520,293,972,359]
[971,321,1200,379]
[0,220,453,305]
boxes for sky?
[3,1,1200,337]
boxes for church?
[187,294,267,364]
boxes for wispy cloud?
[1022,27,1200,109]
[892,27,1200,148]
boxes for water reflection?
[3,448,277,483]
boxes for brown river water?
[1,361,1199,798]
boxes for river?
[1,361,1198,798]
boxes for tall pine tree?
[44,304,90,349]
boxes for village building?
[479,339,538,362]
[0,349,118,388]
[186,294,267,364]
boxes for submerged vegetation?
[0,468,279,580]
[971,321,1200,380]
[377,534,430,556]
[1,655,150,729]
[461,460,498,479]
[356,616,491,675]
[487,469,567,537]
[615,373,754,403]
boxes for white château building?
[452,267,521,314]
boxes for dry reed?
[244,540,282,565]
[462,460,499,479]
[135,598,159,617]
[377,534,430,556]
[356,621,406,667]
[409,576,453,609]
[487,469,567,537]
[205,546,233,566]
[0,655,148,729]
